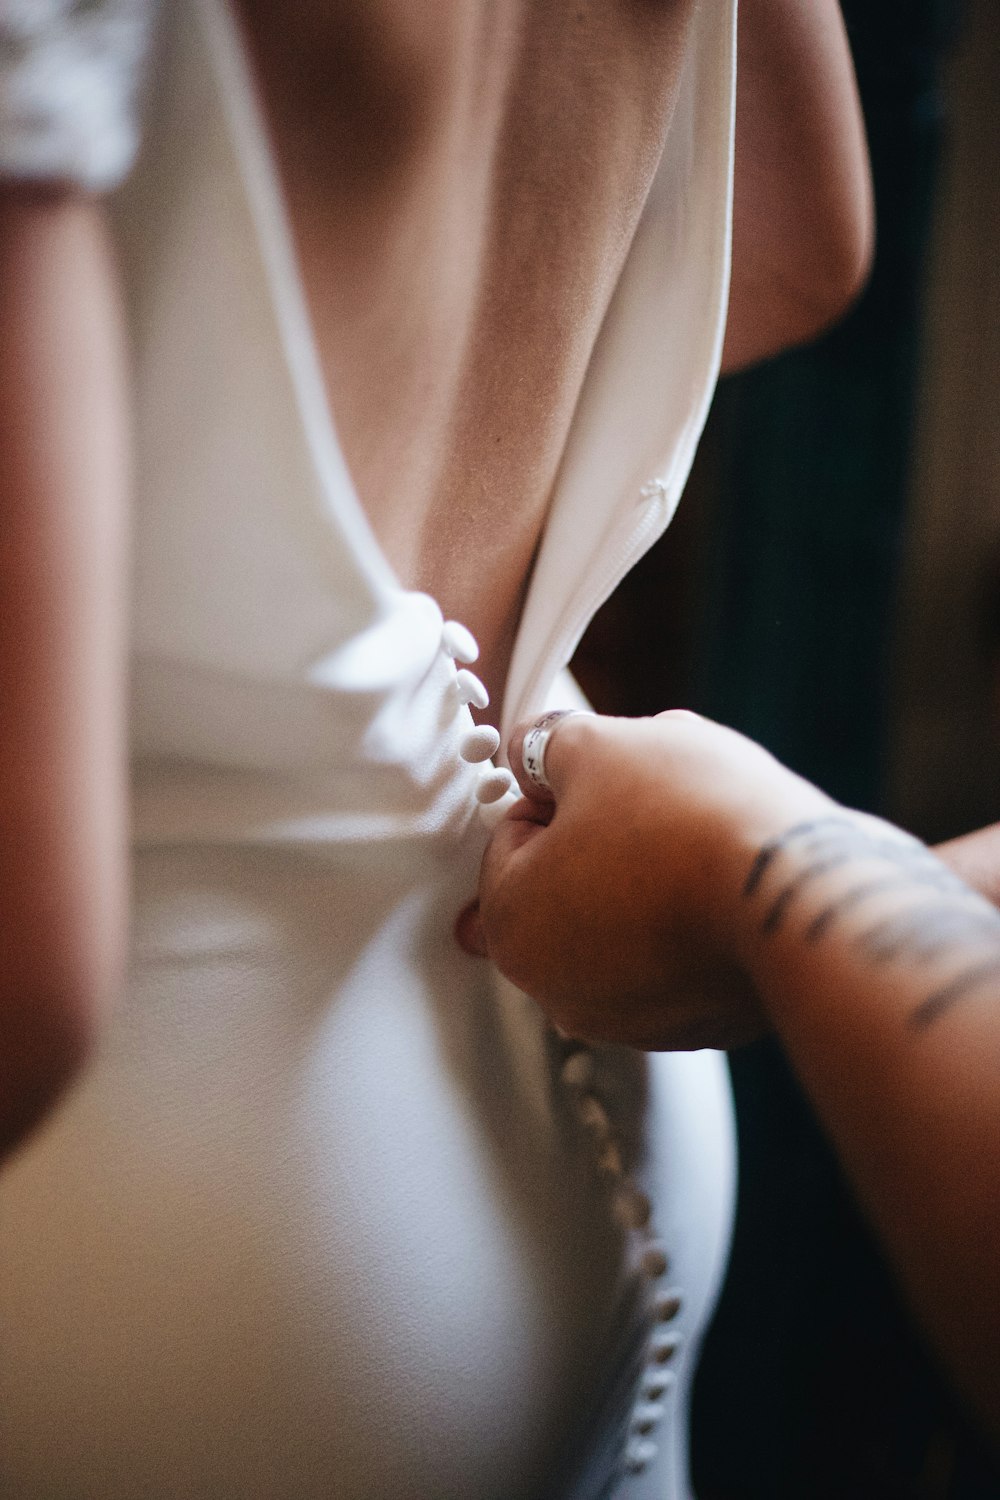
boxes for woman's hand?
[460,709,835,1049]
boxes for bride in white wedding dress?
[0,3,871,1496]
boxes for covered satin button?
[653,1290,683,1323]
[641,1370,676,1402]
[595,1141,624,1178]
[614,1184,653,1230]
[623,1437,658,1474]
[577,1094,612,1143]
[649,1331,682,1365]
[441,619,480,663]
[455,669,489,710]
[641,1244,669,1279]
[560,1049,594,1089]
[631,1401,665,1435]
[460,724,501,763]
[476,767,515,804]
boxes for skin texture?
[464,710,1000,1439]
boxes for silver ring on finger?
[521,709,579,793]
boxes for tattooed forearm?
[744,816,1000,1029]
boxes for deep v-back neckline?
[191,0,737,732]
[198,0,560,713]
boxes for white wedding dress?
[0,3,738,1496]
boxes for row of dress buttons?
[442,608,680,1483]
[440,619,521,826]
[560,1043,684,1482]
[441,610,680,1482]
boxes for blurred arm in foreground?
[0,1,155,1157]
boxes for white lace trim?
[0,0,159,190]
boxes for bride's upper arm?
[722,0,874,373]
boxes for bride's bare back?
[237,0,696,695]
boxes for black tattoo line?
[805,872,931,944]
[745,817,942,900]
[806,864,975,945]
[762,851,867,934]
[745,816,1000,1029]
[910,958,1000,1031]
[743,817,861,898]
[756,827,963,941]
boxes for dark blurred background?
[573,0,1000,1494]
